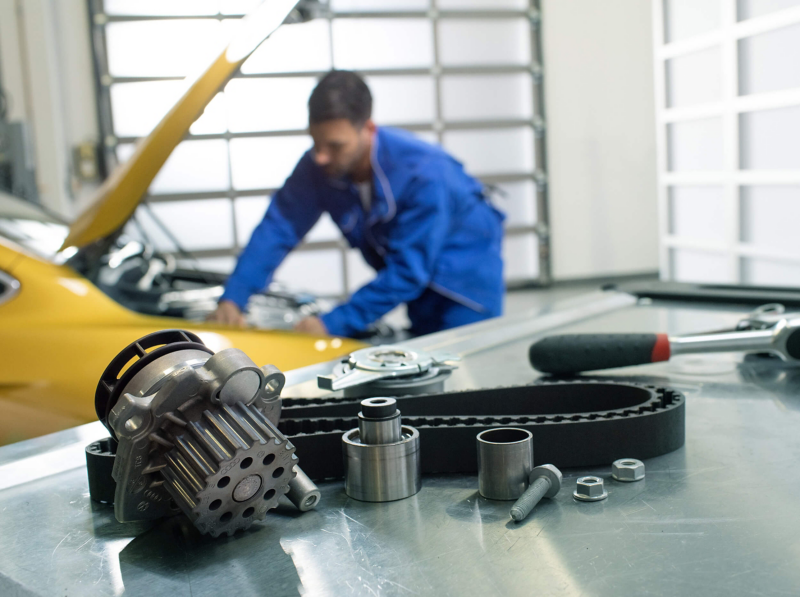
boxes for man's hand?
[294,316,328,336]
[207,300,247,327]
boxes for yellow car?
[0,196,362,445]
[0,2,365,445]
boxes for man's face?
[309,118,374,179]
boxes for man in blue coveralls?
[209,70,505,338]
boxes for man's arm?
[216,153,323,317]
[321,175,449,337]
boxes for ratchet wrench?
[529,304,800,375]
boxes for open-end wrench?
[529,307,800,375]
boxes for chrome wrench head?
[670,316,800,364]
[771,318,800,362]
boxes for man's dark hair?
[308,70,372,127]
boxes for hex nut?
[573,476,608,502]
[612,458,645,482]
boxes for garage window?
[88,0,548,296]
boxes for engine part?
[88,329,308,537]
[611,458,645,482]
[286,466,321,511]
[318,345,460,397]
[573,476,608,502]
[509,464,562,522]
[281,381,685,480]
[160,283,322,330]
[477,428,533,500]
[342,397,421,502]
[529,306,800,374]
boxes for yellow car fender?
[0,240,363,445]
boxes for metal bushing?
[342,398,421,502]
[611,458,645,482]
[476,428,534,500]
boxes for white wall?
[542,0,659,280]
[0,0,100,217]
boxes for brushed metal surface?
[3,292,800,595]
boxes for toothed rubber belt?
[278,381,685,481]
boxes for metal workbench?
[2,289,800,596]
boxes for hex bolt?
[509,464,562,522]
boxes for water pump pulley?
[87,330,313,537]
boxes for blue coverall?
[221,127,505,337]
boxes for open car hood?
[61,0,303,251]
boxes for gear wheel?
[161,402,297,537]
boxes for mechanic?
[209,70,505,337]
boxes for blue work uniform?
[221,127,505,337]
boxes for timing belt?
[279,380,685,481]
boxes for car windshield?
[0,191,68,259]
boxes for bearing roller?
[342,397,421,502]
[88,330,316,537]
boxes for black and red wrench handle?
[529,324,800,374]
[529,334,671,375]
